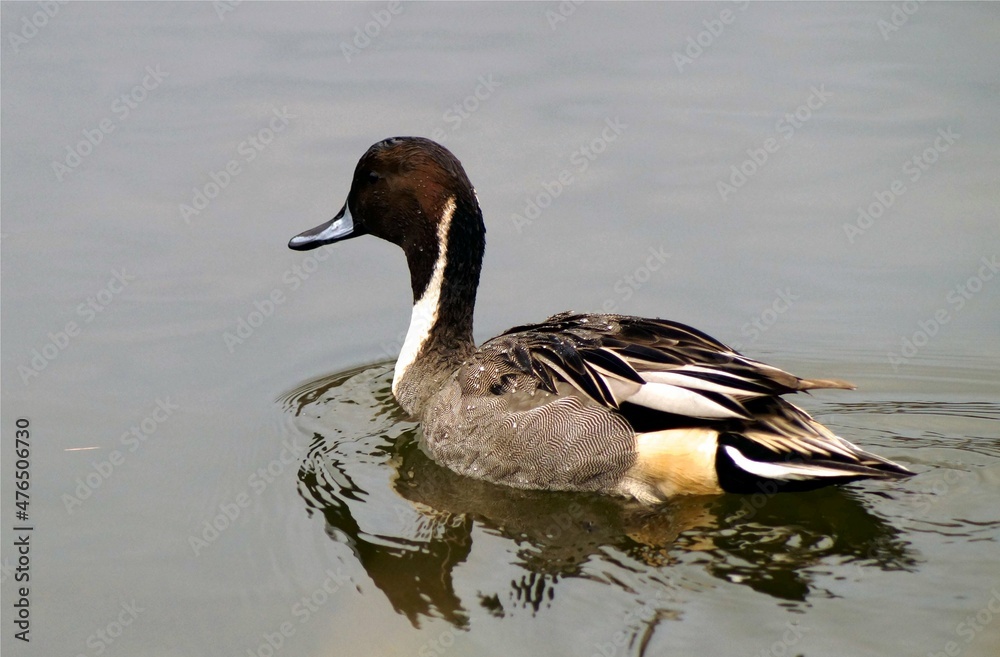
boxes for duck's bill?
[288,203,361,251]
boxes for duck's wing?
[497,311,852,420]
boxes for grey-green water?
[2,3,999,656]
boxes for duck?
[288,136,913,503]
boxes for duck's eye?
[367,171,381,184]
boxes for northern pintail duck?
[288,137,912,503]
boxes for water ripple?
[279,362,934,631]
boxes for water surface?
[2,3,998,656]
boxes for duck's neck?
[392,195,485,416]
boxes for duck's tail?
[626,399,913,499]
[713,431,913,494]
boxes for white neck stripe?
[392,197,456,396]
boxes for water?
[2,3,999,656]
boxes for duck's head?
[289,137,486,308]
[288,136,482,255]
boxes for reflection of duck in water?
[288,137,912,501]
[284,367,918,628]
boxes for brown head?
[288,136,485,303]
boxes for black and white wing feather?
[497,312,851,418]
